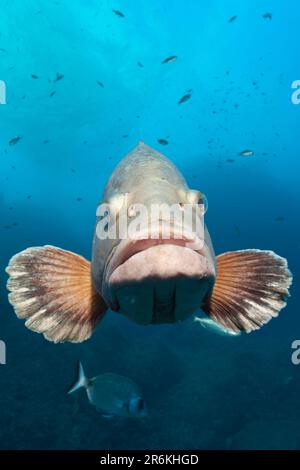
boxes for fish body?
[69,363,146,418]
[112,9,125,18]
[178,93,192,104]
[9,136,22,146]
[6,142,292,343]
[239,149,254,156]
[263,13,272,20]
[54,73,64,82]
[161,55,177,64]
[157,138,169,145]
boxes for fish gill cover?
[0,0,299,451]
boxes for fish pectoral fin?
[202,249,292,333]
[6,245,107,343]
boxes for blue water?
[0,0,299,449]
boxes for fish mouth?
[104,222,205,286]
[102,222,215,320]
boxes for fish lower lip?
[107,227,204,276]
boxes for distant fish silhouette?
[112,9,125,18]
[275,216,284,222]
[157,138,169,146]
[137,62,144,68]
[96,81,104,88]
[31,74,38,79]
[49,91,56,97]
[9,136,22,146]
[228,15,237,23]
[54,72,64,82]
[178,93,192,104]
[263,12,272,20]
[161,55,177,64]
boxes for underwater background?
[0,0,299,450]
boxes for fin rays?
[203,249,292,333]
[6,245,107,343]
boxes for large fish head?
[94,180,216,325]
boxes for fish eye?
[136,398,144,411]
[129,397,145,415]
[198,193,208,214]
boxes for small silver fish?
[68,362,147,419]
[239,149,254,156]
[194,317,241,337]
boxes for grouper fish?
[6,142,292,343]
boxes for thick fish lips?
[102,224,216,324]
